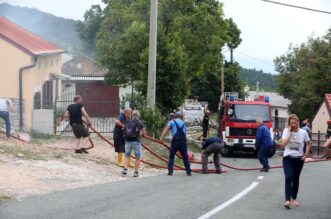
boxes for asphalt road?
[1,156,330,219]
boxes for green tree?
[226,18,242,63]
[240,67,276,91]
[275,29,331,120]
[96,0,231,113]
[76,4,106,58]
[224,61,245,98]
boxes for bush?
[139,104,167,138]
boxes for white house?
[247,91,291,129]
[312,94,331,134]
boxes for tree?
[275,29,331,120]
[76,4,106,58]
[96,0,231,113]
[226,18,242,63]
[240,67,276,91]
[224,61,244,97]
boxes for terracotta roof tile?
[0,16,64,55]
[325,94,331,111]
[62,56,107,77]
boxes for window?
[33,92,41,109]
[230,104,271,122]
[42,81,53,109]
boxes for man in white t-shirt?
[0,98,13,138]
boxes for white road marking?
[197,182,259,219]
[257,176,264,180]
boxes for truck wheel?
[221,145,233,157]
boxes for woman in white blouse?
[280,114,311,209]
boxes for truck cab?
[219,92,273,157]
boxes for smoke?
[0,3,81,53]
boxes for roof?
[324,94,331,115]
[0,16,64,56]
[247,91,291,108]
[62,56,107,77]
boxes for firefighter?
[202,110,210,141]
[160,111,191,176]
[255,118,274,172]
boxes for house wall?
[24,54,62,130]
[0,37,31,98]
[271,107,289,129]
[0,37,62,130]
[312,102,330,134]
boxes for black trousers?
[283,156,304,201]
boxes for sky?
[1,0,330,74]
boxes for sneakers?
[187,172,192,176]
[167,171,173,176]
[75,149,83,154]
[74,148,89,154]
[122,169,139,177]
[80,148,89,154]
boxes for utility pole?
[147,0,158,106]
[221,57,224,98]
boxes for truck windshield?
[230,104,270,122]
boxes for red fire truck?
[219,92,273,157]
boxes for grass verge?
[0,145,46,161]
[0,194,12,203]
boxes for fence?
[54,91,119,135]
[311,132,327,155]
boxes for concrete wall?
[0,99,24,132]
[312,102,330,134]
[32,109,54,134]
[0,37,62,131]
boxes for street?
[1,156,330,219]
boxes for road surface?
[1,156,330,219]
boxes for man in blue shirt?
[160,112,191,176]
[255,118,274,172]
[201,137,223,174]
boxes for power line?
[261,0,331,15]
[235,50,275,67]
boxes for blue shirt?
[255,124,273,148]
[202,137,223,149]
[113,113,126,139]
[167,119,186,136]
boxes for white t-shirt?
[282,128,310,157]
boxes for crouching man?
[201,137,223,174]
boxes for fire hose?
[142,135,330,171]
[2,126,329,172]
[87,125,224,173]
[0,127,95,151]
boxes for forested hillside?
[0,3,81,53]
[240,68,277,91]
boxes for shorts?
[125,141,141,158]
[114,138,125,153]
[71,123,90,138]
